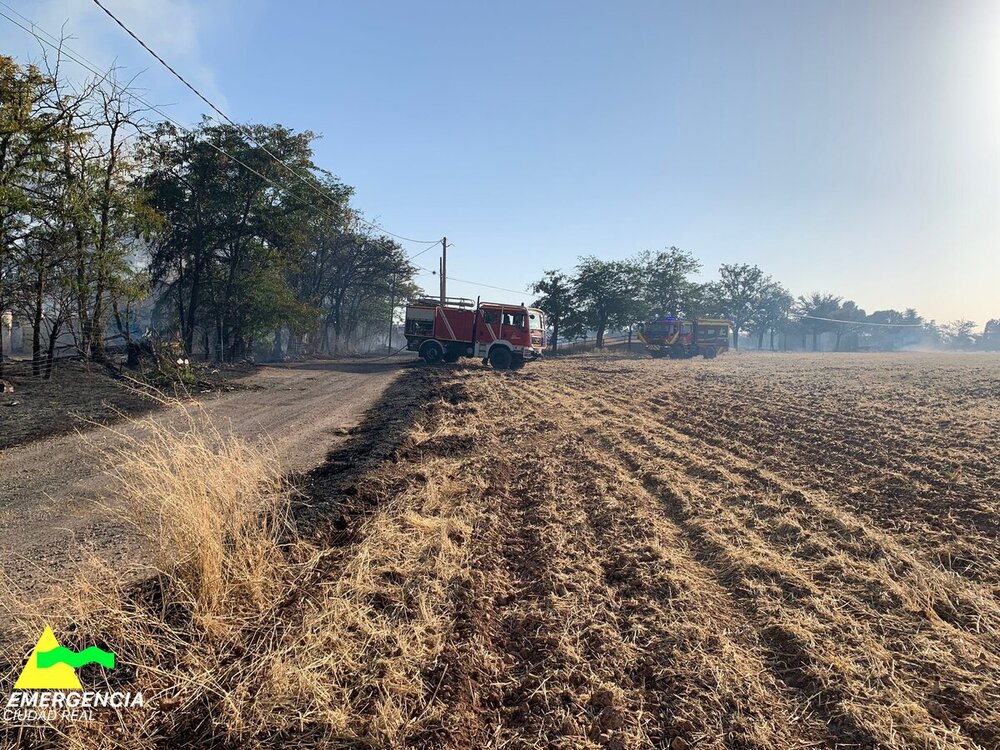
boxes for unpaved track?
[0,359,405,596]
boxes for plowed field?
[337,352,1000,749]
[10,352,998,750]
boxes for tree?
[572,256,643,348]
[749,281,792,350]
[830,300,867,351]
[70,83,158,361]
[983,319,1000,351]
[942,319,978,350]
[639,247,702,318]
[531,269,572,353]
[795,293,842,351]
[865,308,922,351]
[714,263,767,350]
[0,55,75,376]
[2,48,426,370]
[143,122,335,360]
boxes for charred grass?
[3,352,1000,749]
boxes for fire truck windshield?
[528,311,543,331]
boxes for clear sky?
[3,0,998,324]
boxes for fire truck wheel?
[703,347,717,359]
[669,343,685,359]
[510,355,525,370]
[420,341,444,364]
[488,346,512,370]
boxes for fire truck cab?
[638,316,731,359]
[404,297,545,370]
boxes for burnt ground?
[0,359,258,451]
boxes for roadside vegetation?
[0,50,420,387]
[531,250,999,353]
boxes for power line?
[408,242,440,261]
[0,9,341,222]
[447,275,533,297]
[88,0,440,247]
[412,263,532,297]
[796,315,923,328]
[1,7,516,294]
[1,5,439,275]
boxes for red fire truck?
[404,297,545,370]
[638,316,731,359]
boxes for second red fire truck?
[404,297,545,370]
[638,316,732,359]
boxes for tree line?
[531,249,998,353]
[0,53,418,378]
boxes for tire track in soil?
[582,362,1000,584]
[490,378,832,749]
[571,375,1000,748]
[590,364,1000,568]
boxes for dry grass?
[3,353,1000,749]
[0,382,488,749]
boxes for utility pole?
[439,236,447,303]
[387,271,396,355]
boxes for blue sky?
[3,0,998,324]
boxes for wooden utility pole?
[439,236,447,303]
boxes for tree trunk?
[126,340,140,369]
[757,330,764,350]
[44,316,62,380]
[271,328,284,361]
[32,290,44,377]
[215,314,224,363]
[551,319,559,353]
[88,284,107,362]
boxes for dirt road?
[0,359,405,596]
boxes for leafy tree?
[638,247,702,318]
[795,293,842,351]
[983,319,1000,351]
[0,56,73,375]
[865,308,922,351]
[143,122,335,359]
[572,256,643,348]
[830,300,867,351]
[942,319,978,350]
[531,269,572,352]
[714,263,767,349]
[749,281,793,350]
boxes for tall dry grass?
[1,402,478,749]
